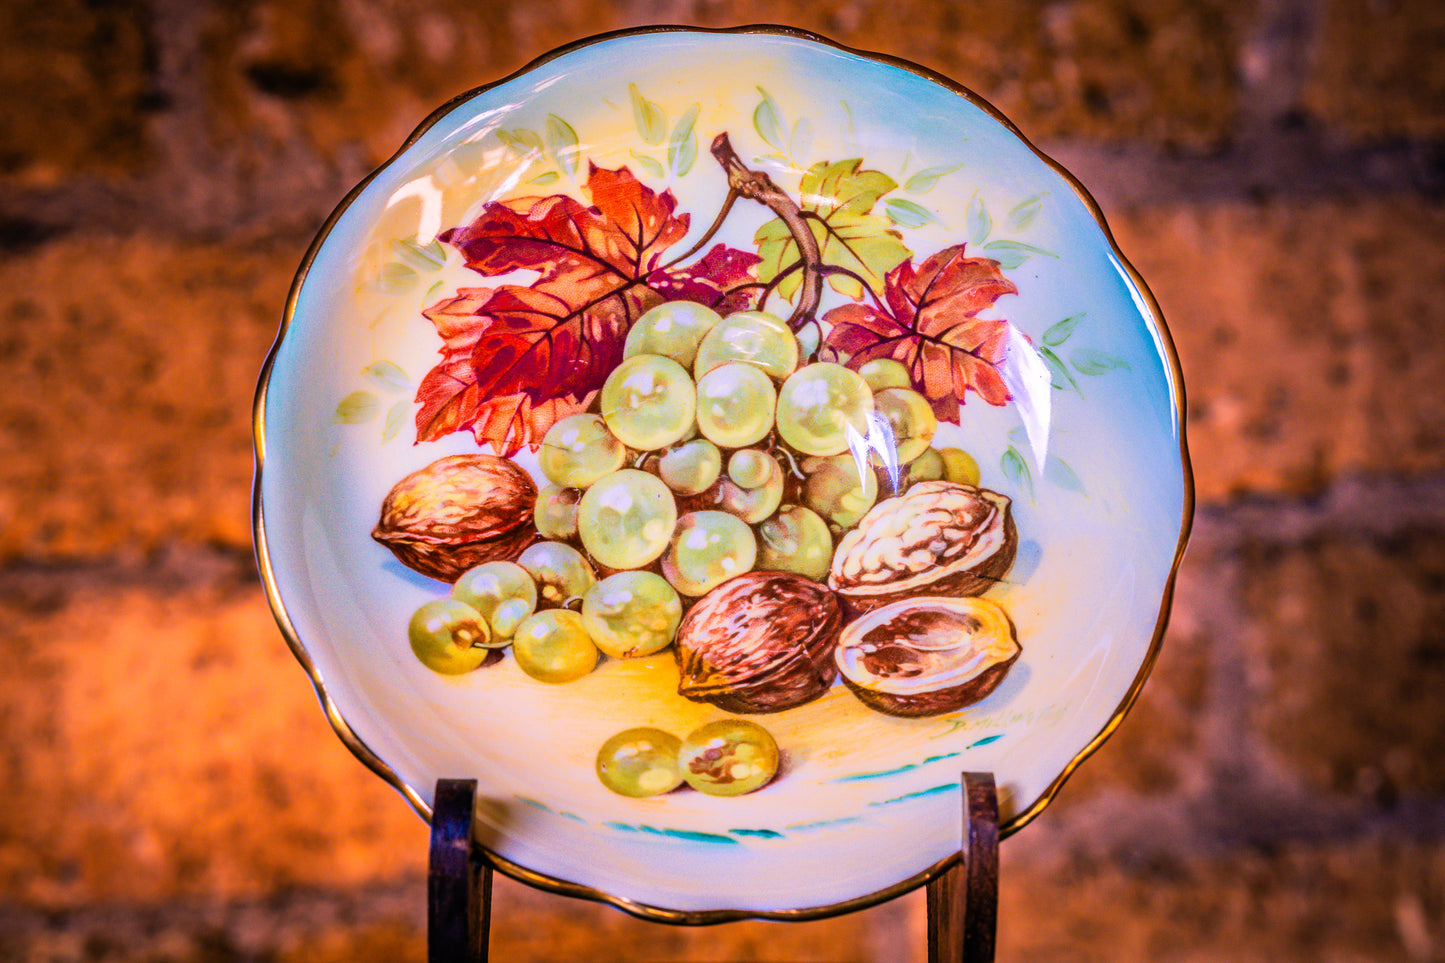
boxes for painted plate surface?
[254,27,1191,920]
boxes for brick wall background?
[2,1,1442,960]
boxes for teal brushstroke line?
[605,822,639,833]
[785,816,864,831]
[966,734,1005,749]
[834,750,964,783]
[516,796,552,813]
[730,828,785,839]
[923,751,963,764]
[559,811,586,823]
[869,783,956,806]
[605,823,740,845]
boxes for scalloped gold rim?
[251,21,1195,925]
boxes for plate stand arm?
[429,779,492,963]
[926,772,999,963]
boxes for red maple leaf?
[821,245,1017,422]
[416,165,760,453]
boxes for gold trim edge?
[250,21,1196,925]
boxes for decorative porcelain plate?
[254,26,1192,921]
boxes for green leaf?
[629,151,665,178]
[1046,457,1087,494]
[983,239,1057,258]
[1039,346,1081,394]
[361,361,411,393]
[789,118,813,159]
[1071,347,1131,376]
[1001,445,1034,500]
[334,391,379,424]
[527,170,561,185]
[967,194,991,245]
[988,248,1028,270]
[1005,193,1046,231]
[628,83,667,144]
[392,238,446,271]
[884,198,936,228]
[544,114,579,177]
[904,164,960,194]
[752,87,783,147]
[1042,313,1086,346]
[423,279,445,304]
[753,158,909,301]
[668,104,700,176]
[382,399,410,442]
[507,128,545,153]
[368,262,417,294]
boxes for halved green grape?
[534,485,582,541]
[872,387,939,464]
[776,363,875,457]
[679,719,779,796]
[577,469,677,570]
[596,727,684,797]
[756,505,833,580]
[694,362,776,449]
[718,450,784,523]
[658,438,722,496]
[511,609,598,683]
[662,510,757,597]
[624,301,722,369]
[450,561,537,643]
[906,447,946,484]
[938,447,982,486]
[600,354,696,450]
[856,357,912,391]
[517,541,595,609]
[539,413,625,488]
[693,310,799,380]
[581,571,683,658]
[801,453,879,530]
[408,599,492,674]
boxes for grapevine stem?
[710,133,822,330]
[661,188,740,270]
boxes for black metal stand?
[428,772,999,963]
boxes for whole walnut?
[372,454,538,582]
[674,571,843,713]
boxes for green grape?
[662,510,757,597]
[694,362,776,449]
[906,447,946,484]
[801,453,879,530]
[517,541,595,608]
[624,301,722,369]
[693,310,799,380]
[450,561,537,642]
[408,599,492,674]
[756,505,833,580]
[581,571,683,658]
[776,363,875,457]
[596,727,684,797]
[539,413,625,488]
[938,447,982,487]
[658,438,722,496]
[534,485,581,541]
[679,719,779,796]
[511,609,598,683]
[856,357,912,392]
[600,354,696,450]
[577,469,677,570]
[872,387,938,463]
[718,450,784,523]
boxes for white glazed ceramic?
[254,26,1192,921]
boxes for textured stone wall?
[2,0,1442,960]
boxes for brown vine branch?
[710,132,822,330]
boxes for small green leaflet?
[361,361,411,393]
[1046,457,1087,495]
[884,198,936,228]
[527,170,560,186]
[392,238,446,271]
[628,150,665,178]
[543,114,579,177]
[1004,193,1047,231]
[967,194,991,245]
[669,104,701,176]
[1071,347,1131,375]
[752,86,783,147]
[1040,345,1081,394]
[1001,445,1034,500]
[334,391,379,424]
[981,239,1057,270]
[904,163,961,194]
[497,127,544,155]
[368,262,416,294]
[1042,313,1086,346]
[382,400,410,443]
[628,83,666,145]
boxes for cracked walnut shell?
[827,481,1016,614]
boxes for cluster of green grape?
[595,718,779,798]
[406,300,985,683]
